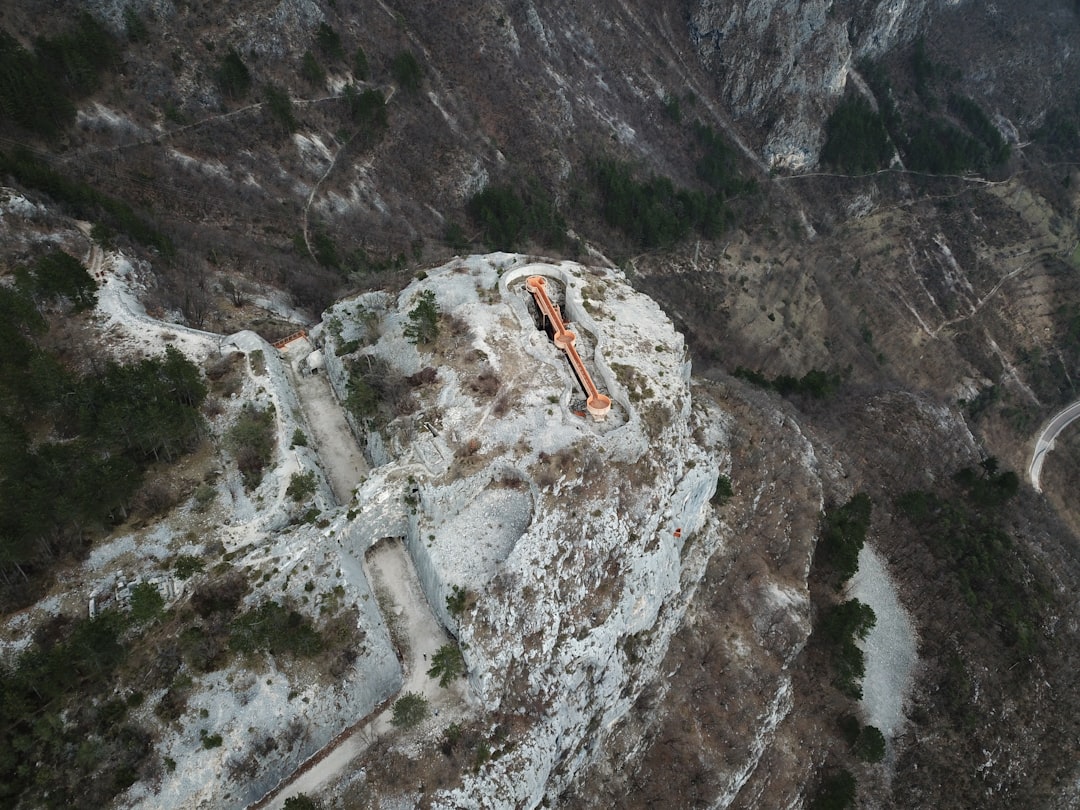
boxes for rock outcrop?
[687,0,945,168]
[314,254,818,806]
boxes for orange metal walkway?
[526,276,611,420]
[273,329,308,349]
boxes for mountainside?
[3,1,1080,808]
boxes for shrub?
[284,795,323,810]
[817,493,872,587]
[428,643,466,687]
[315,23,343,61]
[446,584,472,616]
[353,46,369,80]
[300,50,325,86]
[174,555,205,580]
[391,692,429,728]
[589,157,725,248]
[712,474,733,506]
[818,599,876,699]
[263,83,296,133]
[17,250,97,310]
[291,428,308,447]
[193,482,217,511]
[123,6,148,43]
[230,600,323,658]
[404,290,440,345]
[467,181,565,250]
[287,470,317,502]
[227,404,275,488]
[810,769,857,810]
[853,725,886,763]
[445,221,469,251]
[343,85,387,146]
[129,582,165,625]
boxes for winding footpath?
[86,241,466,807]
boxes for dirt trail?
[258,347,469,810]
[263,541,468,809]
[282,340,369,502]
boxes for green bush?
[712,474,733,506]
[445,221,470,251]
[343,85,387,146]
[129,582,165,625]
[852,725,886,763]
[287,470,317,502]
[17,250,97,311]
[466,181,566,251]
[0,148,173,254]
[0,14,118,138]
[300,50,325,86]
[897,462,1044,653]
[818,599,876,699]
[0,611,151,809]
[123,6,148,43]
[230,600,323,658]
[404,290,440,345]
[291,428,308,447]
[817,494,872,587]
[174,555,205,579]
[315,23,344,61]
[588,157,726,248]
[0,343,205,598]
[391,692,429,728]
[810,769,857,810]
[227,404,276,488]
[446,584,471,616]
[427,643,466,687]
[353,46,369,80]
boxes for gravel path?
[263,540,467,809]
[258,347,468,810]
[282,340,369,502]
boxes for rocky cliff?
[304,255,818,806]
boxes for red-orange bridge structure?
[526,276,611,420]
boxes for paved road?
[1029,400,1080,491]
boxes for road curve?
[1029,400,1080,491]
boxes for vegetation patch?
[733,366,845,400]
[391,692,429,728]
[227,403,276,488]
[0,611,151,809]
[816,493,873,587]
[0,14,119,138]
[820,96,892,174]
[427,643,466,687]
[0,292,206,606]
[0,147,173,254]
[816,598,876,698]
[229,600,324,658]
[467,181,566,251]
[896,460,1044,653]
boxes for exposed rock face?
[312,255,817,806]
[687,0,945,168]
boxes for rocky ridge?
[305,255,819,806]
